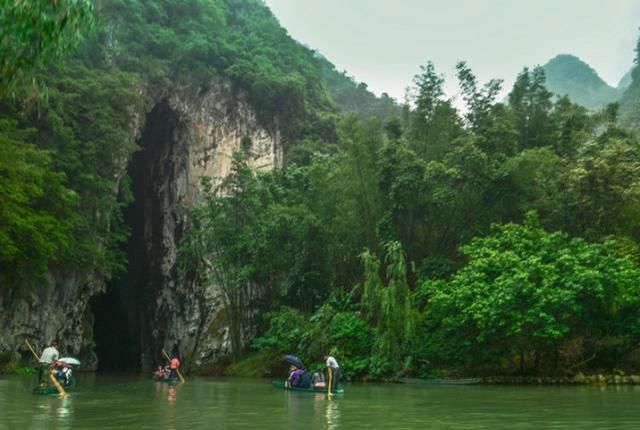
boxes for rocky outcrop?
[0,271,103,369]
[126,77,282,371]
[0,76,282,371]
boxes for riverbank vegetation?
[182,56,640,379]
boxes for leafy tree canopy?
[0,0,94,98]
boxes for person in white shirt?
[38,341,59,384]
[39,342,60,365]
[323,355,340,391]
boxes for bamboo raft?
[272,380,344,395]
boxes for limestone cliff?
[0,272,104,370]
[135,78,282,371]
[1,76,281,371]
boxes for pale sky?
[264,0,640,102]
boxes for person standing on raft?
[38,341,59,384]
[169,355,181,380]
[323,354,340,391]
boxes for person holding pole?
[161,349,185,383]
[169,355,181,380]
[323,354,340,391]
[38,341,59,384]
[25,340,67,397]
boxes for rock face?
[133,78,282,371]
[0,76,282,371]
[0,272,103,369]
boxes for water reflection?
[30,393,74,430]
[311,392,341,429]
[4,376,640,429]
[166,384,177,429]
[324,397,341,429]
[57,395,74,419]
[168,385,177,405]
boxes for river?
[1,374,639,429]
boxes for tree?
[549,96,592,157]
[0,120,79,284]
[361,241,415,375]
[376,139,429,261]
[561,136,640,241]
[422,213,640,374]
[410,62,445,127]
[254,202,330,313]
[334,116,384,253]
[454,63,517,160]
[0,0,94,97]
[29,63,143,276]
[455,61,503,132]
[508,67,553,150]
[180,152,265,357]
[406,62,463,160]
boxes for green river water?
[1,374,639,429]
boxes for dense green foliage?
[0,119,78,282]
[84,0,341,144]
[182,57,640,378]
[0,63,143,285]
[0,0,94,97]
[361,242,415,376]
[422,213,640,374]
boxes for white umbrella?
[58,357,81,366]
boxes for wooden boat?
[33,376,76,395]
[397,377,481,385]
[272,380,344,395]
[152,375,179,385]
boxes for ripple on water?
[1,376,640,429]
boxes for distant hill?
[542,54,621,110]
[617,66,636,90]
[620,66,640,130]
[315,53,401,119]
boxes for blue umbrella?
[283,354,305,369]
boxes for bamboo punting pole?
[25,340,67,397]
[162,349,185,384]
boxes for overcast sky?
[264,0,640,102]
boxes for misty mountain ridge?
[541,54,623,110]
[617,66,636,90]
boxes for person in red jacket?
[169,356,181,380]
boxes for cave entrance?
[91,102,176,372]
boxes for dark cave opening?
[90,102,176,372]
